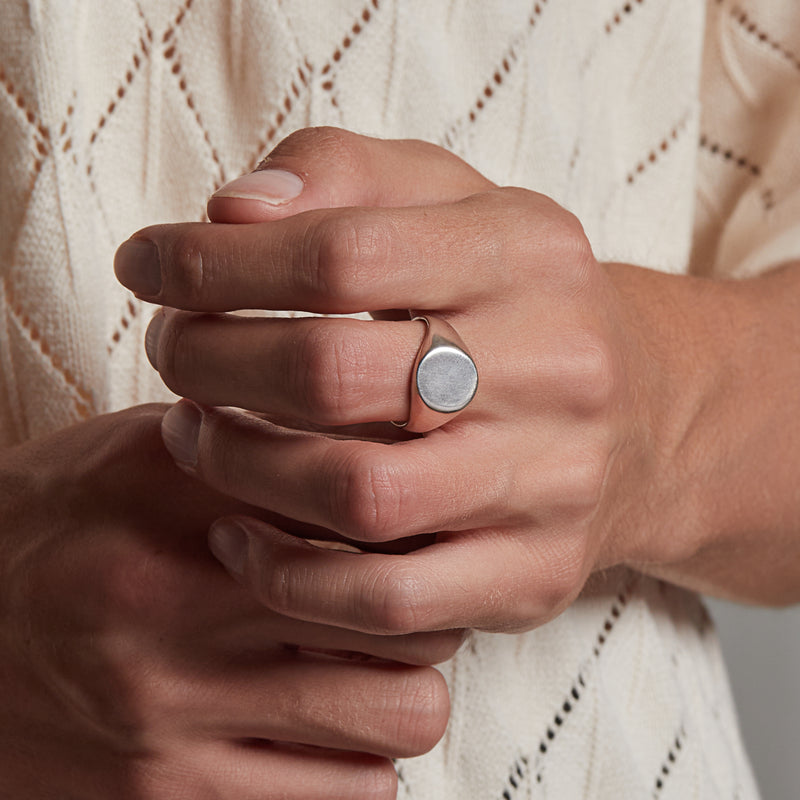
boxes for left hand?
[114,128,674,634]
[0,404,456,798]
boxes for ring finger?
[147,313,428,426]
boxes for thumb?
[207,126,494,223]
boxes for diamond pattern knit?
[4,0,799,796]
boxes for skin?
[114,127,800,644]
[0,404,458,798]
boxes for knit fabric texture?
[4,0,799,796]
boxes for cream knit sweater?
[4,0,800,796]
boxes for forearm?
[608,260,800,604]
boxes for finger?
[147,312,427,425]
[114,188,541,312]
[207,572,466,666]
[207,126,493,223]
[211,519,587,635]
[144,740,397,800]
[187,652,449,758]
[259,619,466,667]
[226,744,395,800]
[161,402,519,542]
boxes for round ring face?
[416,342,479,413]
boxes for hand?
[114,128,651,636]
[115,128,800,642]
[0,405,456,798]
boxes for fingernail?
[161,400,201,468]
[144,310,165,370]
[114,237,162,296]
[211,169,304,205]
[209,519,249,578]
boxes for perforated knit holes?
[500,578,638,797]
[729,5,800,72]
[162,43,225,186]
[159,1,224,186]
[653,726,687,797]
[443,0,552,149]
[0,60,86,391]
[0,65,50,174]
[468,47,518,125]
[108,299,140,354]
[605,0,645,34]
[502,755,531,799]
[245,60,312,174]
[528,0,549,28]
[3,277,96,417]
[697,132,780,214]
[320,0,381,109]
[162,0,194,45]
[626,113,691,184]
[89,24,151,147]
[698,134,761,177]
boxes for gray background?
[707,599,800,800]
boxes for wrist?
[599,264,747,570]
[604,261,800,603]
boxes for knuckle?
[405,628,469,665]
[67,638,183,749]
[308,212,391,306]
[431,628,470,662]
[569,337,618,415]
[478,188,527,238]
[542,536,590,611]
[568,449,608,515]
[273,126,364,172]
[508,535,589,629]
[491,185,535,210]
[252,553,299,618]
[164,226,207,304]
[103,548,177,623]
[202,412,249,498]
[331,448,403,541]
[464,187,527,240]
[475,185,542,225]
[559,207,591,249]
[460,187,559,284]
[541,441,608,524]
[392,668,450,756]
[132,755,207,800]
[156,312,194,396]
[556,213,595,284]
[522,195,595,284]
[461,189,597,291]
[296,325,367,424]
[368,561,431,635]
[126,669,190,737]
[305,217,352,301]
[352,759,399,800]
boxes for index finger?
[114,189,540,313]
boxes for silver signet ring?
[393,316,478,433]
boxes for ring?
[393,316,478,433]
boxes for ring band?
[393,316,478,433]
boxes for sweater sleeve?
[691,0,800,279]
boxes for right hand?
[0,405,458,799]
